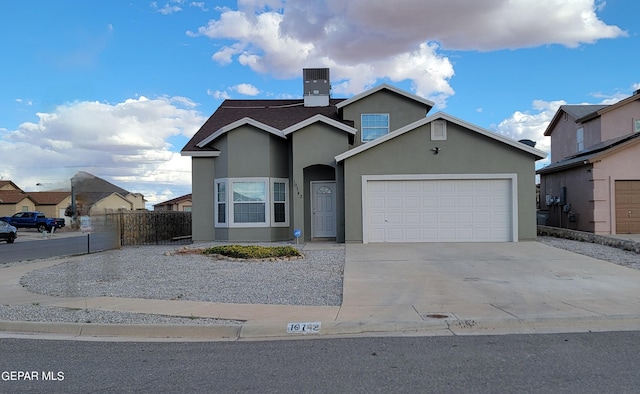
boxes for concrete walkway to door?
[339,242,640,334]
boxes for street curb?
[3,315,640,341]
[0,320,241,340]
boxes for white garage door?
[365,178,513,243]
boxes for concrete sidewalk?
[2,241,640,341]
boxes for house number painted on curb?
[287,322,321,334]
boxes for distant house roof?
[577,91,640,123]
[182,99,352,154]
[28,191,70,205]
[0,190,37,204]
[544,105,608,136]
[154,193,192,207]
[537,132,640,174]
[72,171,132,207]
[0,180,22,191]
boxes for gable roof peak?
[335,83,435,110]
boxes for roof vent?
[303,68,330,107]
[519,139,537,147]
[634,89,640,96]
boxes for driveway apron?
[339,242,640,323]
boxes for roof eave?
[195,117,286,148]
[336,111,547,163]
[282,114,357,135]
[181,151,221,157]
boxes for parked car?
[0,211,65,233]
[0,220,17,243]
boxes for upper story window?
[634,119,640,133]
[576,127,584,152]
[361,114,389,142]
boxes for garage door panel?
[366,178,513,243]
[457,212,474,224]
[405,214,420,225]
[457,196,474,208]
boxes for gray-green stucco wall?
[341,90,429,146]
[291,124,350,242]
[192,126,290,242]
[191,156,215,242]
[342,121,539,242]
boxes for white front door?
[312,182,336,238]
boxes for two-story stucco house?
[538,89,640,234]
[182,69,546,243]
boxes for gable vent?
[303,68,330,107]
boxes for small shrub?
[202,244,301,259]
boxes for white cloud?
[234,83,260,96]
[207,89,231,100]
[190,2,208,12]
[151,1,182,15]
[493,100,564,157]
[0,96,205,205]
[188,0,625,106]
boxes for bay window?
[215,177,289,227]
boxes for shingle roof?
[72,171,131,207]
[154,193,192,207]
[537,132,640,174]
[0,190,35,204]
[28,191,70,205]
[561,105,608,120]
[182,99,350,152]
[0,180,22,191]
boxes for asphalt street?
[0,231,117,264]
[2,332,640,393]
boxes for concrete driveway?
[338,242,640,331]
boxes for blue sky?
[1,0,637,207]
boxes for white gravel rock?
[19,244,344,306]
[1,243,344,325]
[2,238,638,326]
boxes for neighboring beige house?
[0,190,37,216]
[29,191,72,220]
[0,181,72,219]
[538,89,640,234]
[89,192,133,214]
[154,194,192,212]
[71,171,147,215]
[0,181,22,192]
[182,68,546,243]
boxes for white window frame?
[361,113,390,142]
[576,127,584,152]
[431,120,447,140]
[214,179,228,228]
[215,177,291,228]
[229,178,269,228]
[270,178,290,227]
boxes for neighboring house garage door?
[364,177,514,243]
[615,180,640,234]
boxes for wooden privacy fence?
[93,211,192,246]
